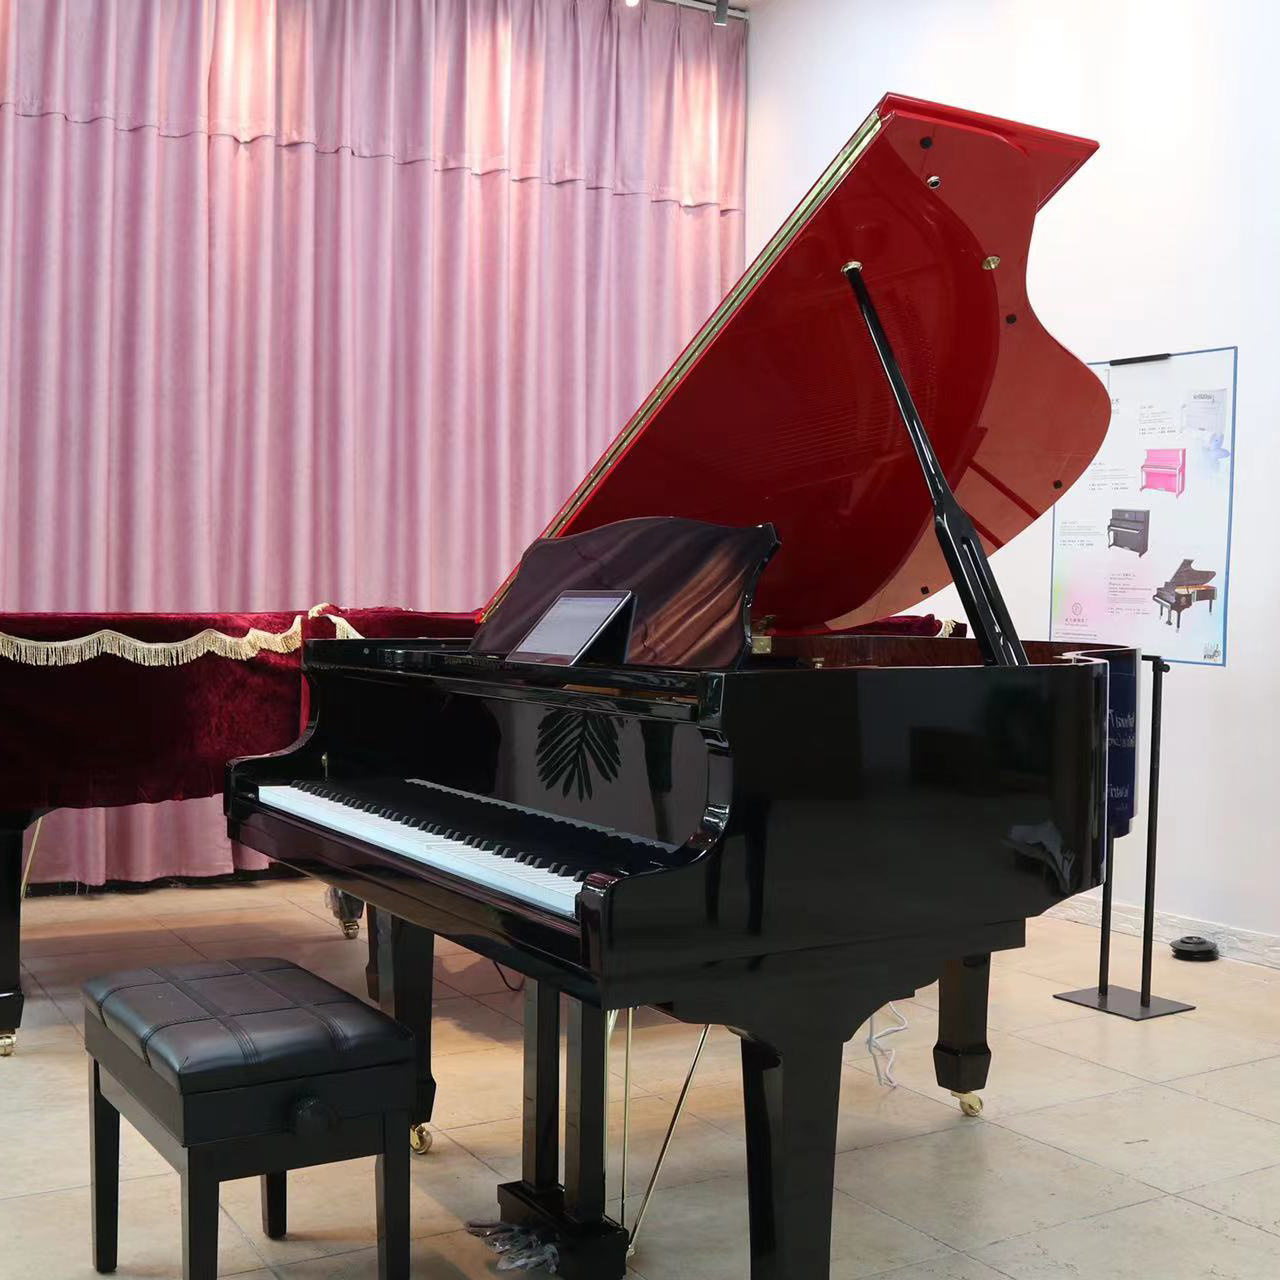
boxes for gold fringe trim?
[0,615,304,667]
[305,602,364,640]
[940,619,958,638]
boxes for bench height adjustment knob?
[291,1095,339,1137]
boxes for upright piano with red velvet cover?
[227,95,1141,1280]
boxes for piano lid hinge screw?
[982,255,1001,270]
[926,175,942,189]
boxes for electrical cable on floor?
[867,1002,909,1088]
[492,961,526,992]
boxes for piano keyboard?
[256,779,666,920]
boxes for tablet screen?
[507,591,633,665]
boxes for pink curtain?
[0,0,747,884]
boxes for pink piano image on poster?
[1140,447,1186,496]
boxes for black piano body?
[1107,507,1149,556]
[228,518,1136,1280]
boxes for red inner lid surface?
[492,94,1109,631]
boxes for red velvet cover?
[0,608,477,813]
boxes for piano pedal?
[0,1031,15,1057]
[951,1090,984,1117]
[409,1122,433,1154]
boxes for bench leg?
[260,1171,287,1239]
[90,1060,120,1273]
[376,1109,411,1280]
[181,1161,219,1280]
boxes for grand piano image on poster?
[1154,558,1218,629]
[226,94,1140,1280]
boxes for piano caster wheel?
[0,1032,15,1057]
[952,1090,983,1117]
[340,920,360,940]
[409,1124,433,1155]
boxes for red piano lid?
[484,94,1111,631]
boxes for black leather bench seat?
[82,957,414,1094]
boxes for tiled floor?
[6,879,1280,1279]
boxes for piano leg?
[498,994,630,1280]
[0,819,28,1056]
[373,911,436,1152]
[364,905,381,1003]
[564,999,608,1222]
[522,979,561,1192]
[933,953,992,1114]
[740,1033,845,1280]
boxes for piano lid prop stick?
[620,1009,633,1230]
[627,1024,710,1256]
[841,262,1028,668]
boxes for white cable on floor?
[867,1002,909,1088]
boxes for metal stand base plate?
[1054,985,1194,1020]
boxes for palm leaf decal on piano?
[536,709,622,801]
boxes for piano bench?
[81,957,417,1280]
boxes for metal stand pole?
[1056,655,1193,1020]
[1097,834,1114,998]
[1139,658,1167,1007]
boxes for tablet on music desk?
[507,590,634,666]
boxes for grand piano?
[228,94,1138,1280]
[1153,558,1217,628]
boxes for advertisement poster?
[1050,347,1237,666]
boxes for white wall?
[746,0,1280,942]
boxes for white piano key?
[256,785,582,919]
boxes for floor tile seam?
[1157,1048,1280,1083]
[945,1184,1173,1253]
[981,1079,1151,1127]
[958,1250,1021,1280]
[220,1200,274,1272]
[255,1240,378,1279]
[184,935,344,959]
[983,1114,1190,1196]
[282,895,347,925]
[998,1028,1213,1083]
[19,925,189,953]
[1170,1187,1280,1241]
[0,1168,176,1207]
[14,963,63,1008]
[619,1162,745,1200]
[858,1248,1016,1280]
[1176,1021,1280,1053]
[1164,1076,1280,1126]
[1173,1158,1280,1199]
[997,1008,1105,1034]
[829,1183,959,1257]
